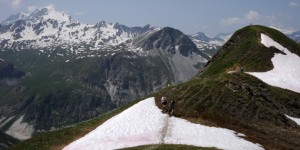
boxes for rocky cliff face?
[132,27,209,82]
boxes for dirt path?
[159,115,171,144]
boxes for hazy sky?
[0,0,299,34]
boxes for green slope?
[200,25,300,78]
[0,48,175,131]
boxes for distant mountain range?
[0,6,157,50]
[189,32,232,57]
[0,6,214,145]
[288,31,300,43]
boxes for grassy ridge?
[200,25,300,78]
[153,25,300,150]
[154,72,300,150]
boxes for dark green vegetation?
[154,25,300,150]
[0,61,25,80]
[0,48,173,132]
[9,97,144,150]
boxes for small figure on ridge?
[168,99,176,116]
[161,96,167,112]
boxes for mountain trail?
[159,115,171,144]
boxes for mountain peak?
[200,25,300,77]
[155,25,300,150]
[1,12,28,25]
[133,26,200,56]
[1,5,72,25]
[190,31,232,46]
[27,5,71,23]
[191,32,210,42]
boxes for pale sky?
[0,0,299,34]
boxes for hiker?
[168,99,176,116]
[161,96,167,111]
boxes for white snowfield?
[286,115,300,126]
[248,34,300,93]
[63,97,263,150]
[5,116,34,140]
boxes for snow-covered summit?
[190,32,232,46]
[26,5,71,24]
[0,6,157,50]
[248,33,300,93]
[1,5,72,25]
[1,12,28,25]
[188,32,232,57]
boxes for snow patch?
[237,133,246,137]
[5,116,34,140]
[40,5,70,23]
[228,71,236,74]
[164,117,262,150]
[175,45,179,51]
[57,53,64,56]
[286,115,300,126]
[0,116,14,128]
[247,34,300,93]
[63,97,263,150]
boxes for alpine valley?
[0,6,227,148]
[1,5,300,150]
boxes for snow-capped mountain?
[189,32,232,57]
[0,6,214,143]
[190,32,232,46]
[132,27,209,82]
[0,6,157,50]
[1,12,28,25]
[288,31,300,43]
